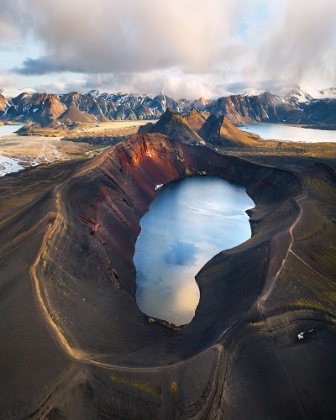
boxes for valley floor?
[0,135,99,176]
[0,120,158,176]
[85,119,157,132]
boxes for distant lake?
[0,124,23,137]
[240,123,336,143]
[134,176,254,325]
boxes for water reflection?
[164,240,197,266]
[134,176,254,325]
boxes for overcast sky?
[0,0,335,98]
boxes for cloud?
[13,57,69,75]
[32,76,87,95]
[83,71,221,98]
[30,70,224,99]
[258,0,336,88]
[0,73,16,87]
[164,240,198,266]
[8,0,235,75]
[0,2,23,45]
[1,0,336,96]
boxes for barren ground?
[86,120,157,132]
[0,120,158,173]
[0,135,99,168]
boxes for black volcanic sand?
[1,133,336,419]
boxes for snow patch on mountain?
[87,90,100,98]
[242,88,265,97]
[0,87,36,98]
[286,87,312,104]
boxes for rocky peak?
[87,89,100,98]
[286,87,312,104]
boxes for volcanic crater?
[1,132,336,419]
[33,133,300,359]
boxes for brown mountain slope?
[183,109,206,132]
[148,108,204,143]
[148,109,260,148]
[4,93,66,126]
[16,104,98,135]
[58,105,97,125]
[38,94,66,121]
[199,115,260,147]
[60,91,111,122]
[209,92,306,125]
[27,93,66,126]
[0,94,7,116]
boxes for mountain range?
[0,86,335,131]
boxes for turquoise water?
[240,123,336,143]
[134,176,254,325]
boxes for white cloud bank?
[0,0,335,98]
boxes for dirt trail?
[30,190,88,362]
[258,182,308,310]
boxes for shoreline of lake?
[240,123,336,143]
[134,176,254,326]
